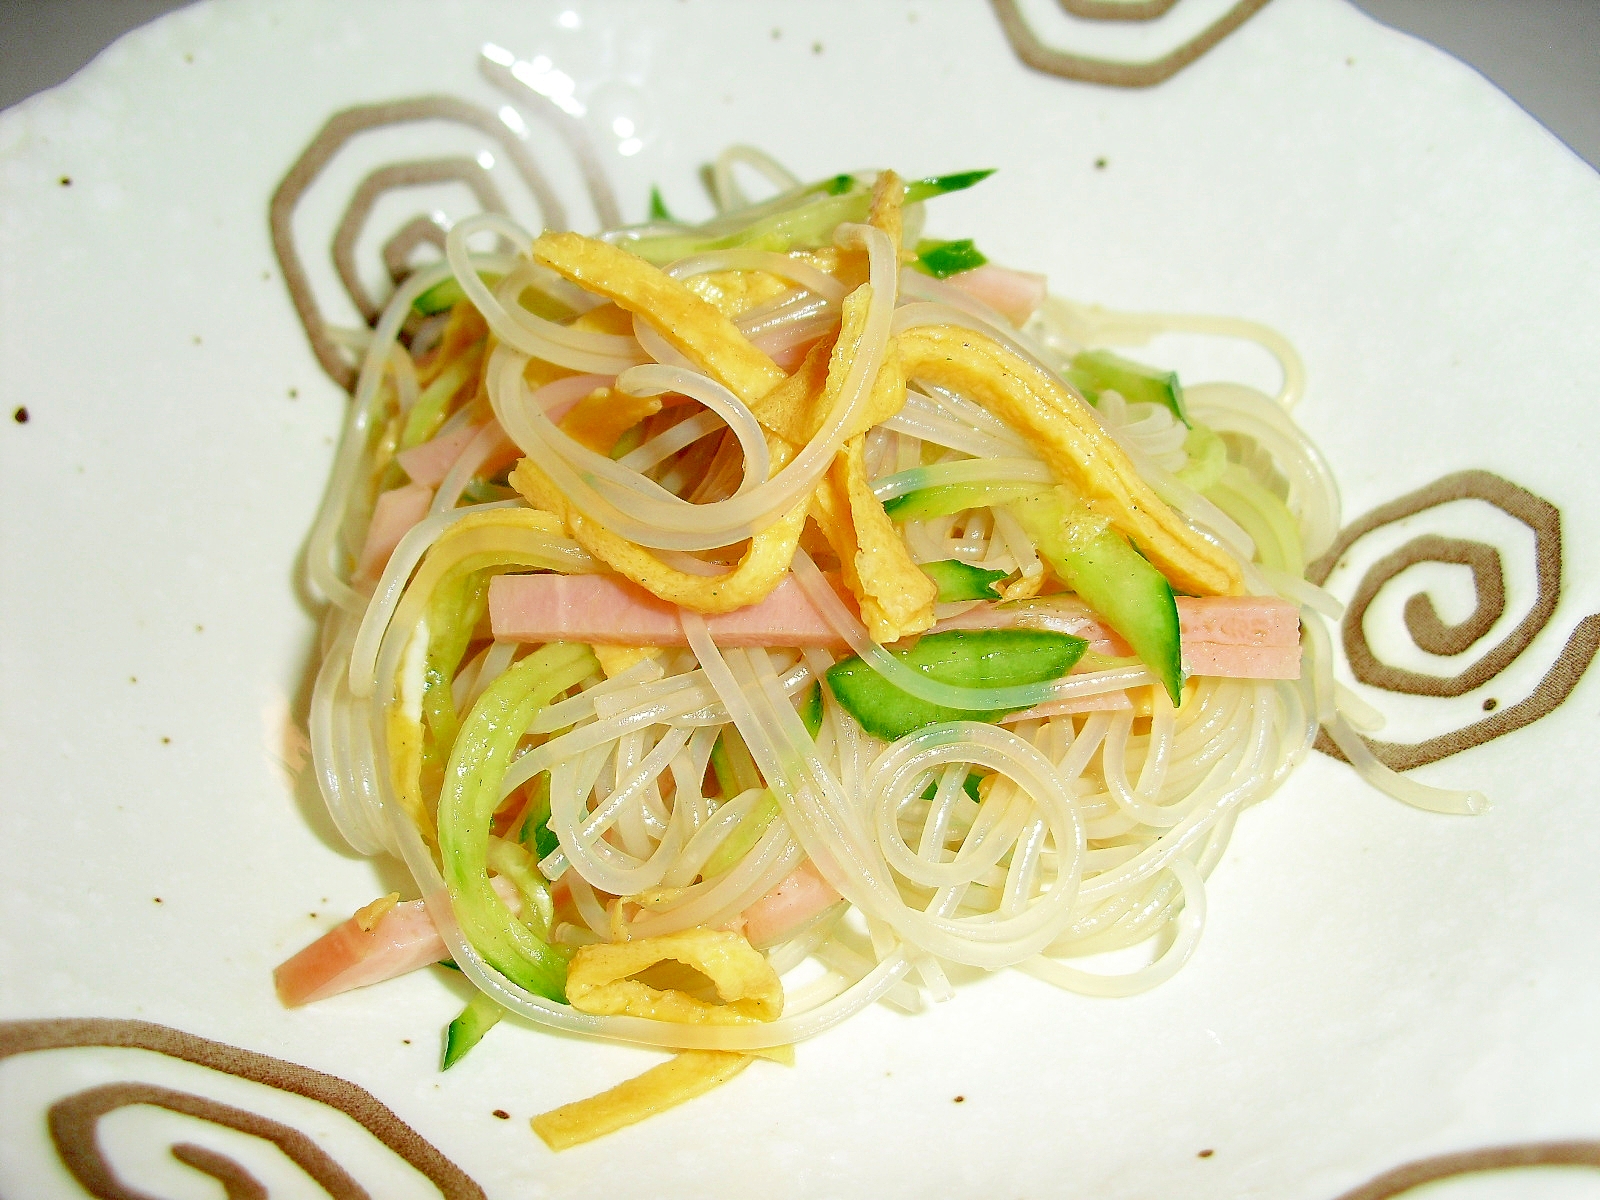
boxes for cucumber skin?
[442,991,504,1069]
[799,682,825,738]
[1007,491,1184,706]
[919,558,1008,602]
[1066,349,1190,428]
[825,629,1087,741]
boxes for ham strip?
[489,574,1301,679]
[396,421,482,486]
[354,482,432,581]
[947,264,1048,326]
[489,572,854,649]
[935,593,1301,677]
[274,877,520,1007]
[736,860,843,948]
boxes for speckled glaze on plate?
[2,2,1599,1197]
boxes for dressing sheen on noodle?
[277,150,1484,1146]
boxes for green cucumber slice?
[1066,348,1189,428]
[825,629,1087,741]
[919,559,1008,602]
[442,990,505,1069]
[1006,490,1183,705]
[913,238,988,279]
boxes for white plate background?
[3,1,1599,1197]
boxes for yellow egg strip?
[564,927,784,1025]
[509,453,810,614]
[896,324,1244,596]
[530,1050,755,1150]
[557,386,661,455]
[532,231,785,404]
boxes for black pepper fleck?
[12,406,28,423]
[161,736,171,745]
[492,1108,511,1120]
[1482,697,1497,711]
[153,897,163,904]
[1198,1148,1215,1159]
[403,1038,412,1045]
[59,176,71,187]
[953,1095,965,1103]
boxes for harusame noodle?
[279,153,1483,1146]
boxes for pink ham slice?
[934,594,1302,680]
[491,573,1301,679]
[947,264,1049,326]
[274,877,520,1007]
[395,422,482,486]
[736,860,844,949]
[354,482,433,581]
[489,572,855,649]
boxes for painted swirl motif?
[988,0,1275,87]
[1332,1141,1600,1200]
[0,1018,485,1200]
[1307,470,1600,770]
[272,55,620,393]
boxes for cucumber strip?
[412,272,504,316]
[701,790,780,879]
[626,169,994,264]
[710,726,763,797]
[486,835,556,942]
[1006,489,1183,705]
[420,568,491,762]
[919,559,1008,602]
[518,773,560,864]
[825,629,1088,741]
[400,341,483,450]
[913,238,988,279]
[1175,422,1228,492]
[442,990,505,1069]
[798,681,824,738]
[903,169,995,203]
[647,185,675,223]
[883,480,1040,523]
[436,642,597,1001]
[1065,348,1189,428]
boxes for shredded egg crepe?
[275,150,1483,1147]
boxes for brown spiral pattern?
[0,1018,484,1200]
[988,0,1275,87]
[1307,470,1600,770]
[271,94,590,393]
[1331,1140,1600,1200]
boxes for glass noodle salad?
[275,148,1483,1148]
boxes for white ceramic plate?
[4,2,1600,1197]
